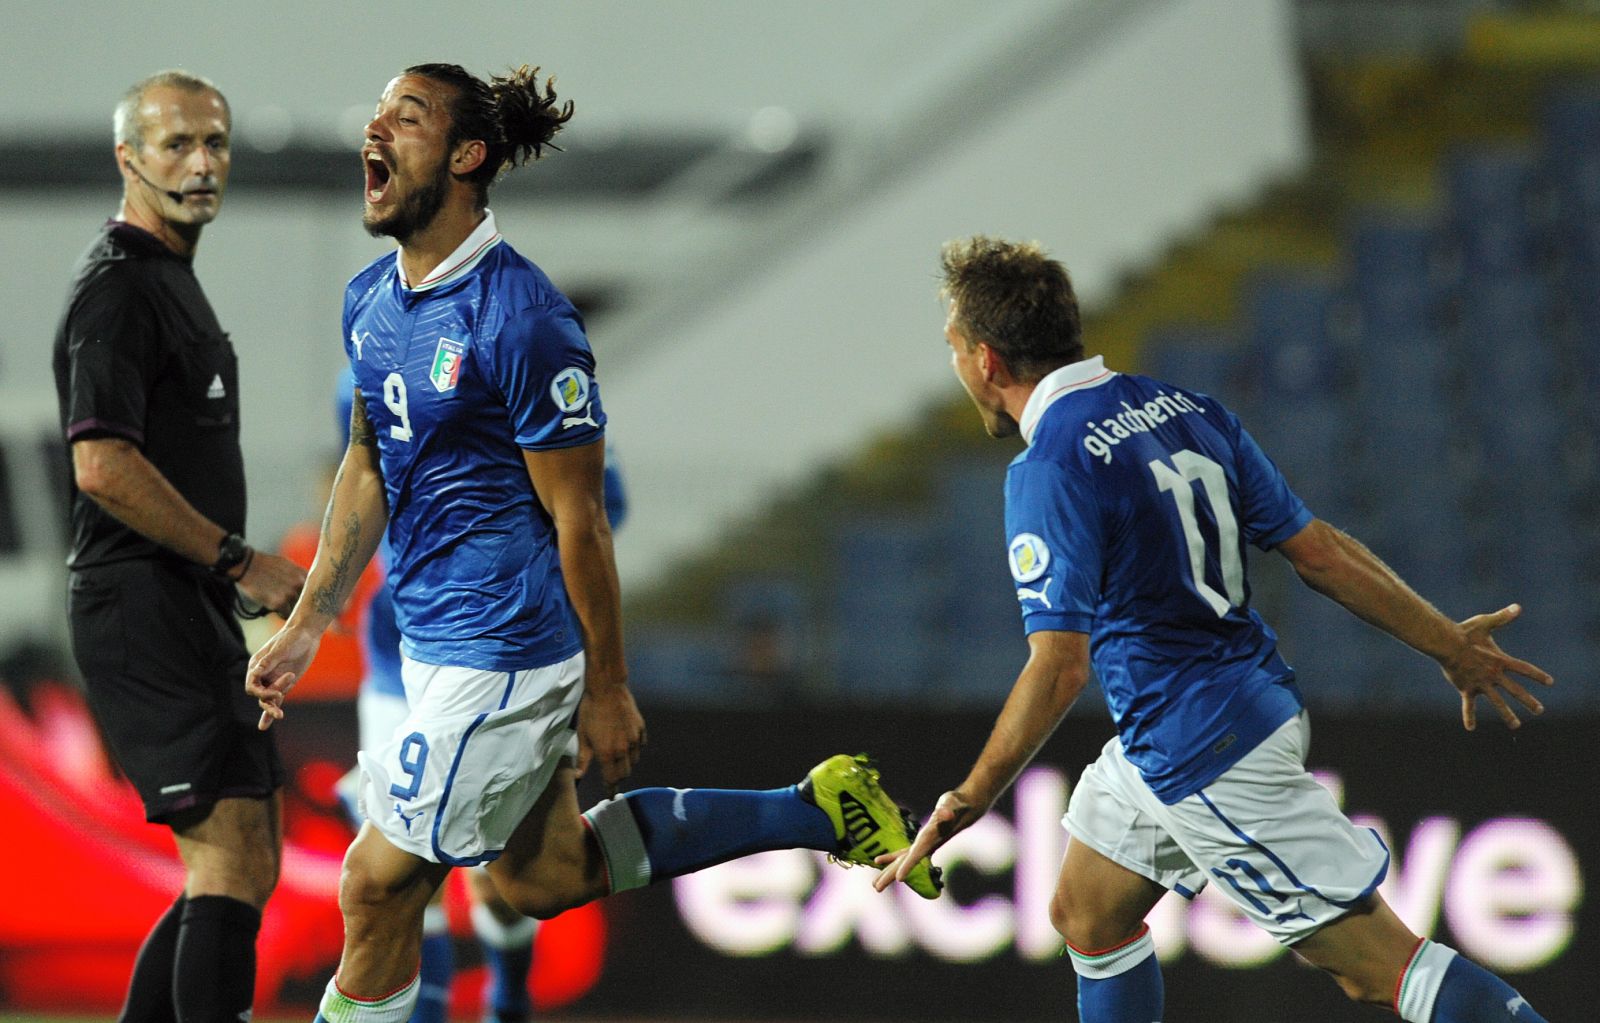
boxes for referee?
[50,71,304,1023]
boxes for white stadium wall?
[0,0,1305,604]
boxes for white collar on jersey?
[399,209,503,292]
[1018,354,1117,445]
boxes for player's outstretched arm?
[874,630,1090,891]
[523,438,644,796]
[246,390,390,729]
[1277,518,1553,729]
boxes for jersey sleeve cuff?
[66,418,144,444]
[1255,504,1314,550]
[516,427,604,452]
[1023,611,1094,634]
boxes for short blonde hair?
[113,70,228,150]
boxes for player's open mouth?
[364,151,393,203]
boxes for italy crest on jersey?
[430,337,466,393]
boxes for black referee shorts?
[67,558,283,824]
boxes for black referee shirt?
[52,221,246,569]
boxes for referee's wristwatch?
[211,532,252,578]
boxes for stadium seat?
[830,517,944,699]
[1247,397,1356,515]
[1142,327,1250,409]
[1242,271,1350,400]
[625,626,737,705]
[1444,144,1546,277]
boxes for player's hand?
[236,550,306,617]
[872,788,980,893]
[245,621,323,730]
[1440,603,1554,731]
[577,681,646,798]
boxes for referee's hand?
[236,550,306,617]
[245,621,322,730]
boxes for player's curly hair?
[940,236,1083,383]
[404,62,574,207]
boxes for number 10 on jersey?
[1148,450,1245,617]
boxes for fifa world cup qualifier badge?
[430,336,466,392]
[552,366,599,429]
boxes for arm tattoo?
[311,510,363,617]
[350,389,378,448]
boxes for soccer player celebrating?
[332,365,634,1023]
[875,237,1553,1023]
[246,63,939,1023]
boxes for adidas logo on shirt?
[207,374,225,399]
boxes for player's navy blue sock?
[583,785,836,891]
[173,894,260,1023]
[117,893,185,1023]
[1396,939,1546,1022]
[471,902,537,1023]
[486,943,534,1022]
[1067,924,1163,1023]
[408,904,454,1023]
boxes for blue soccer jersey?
[1005,355,1314,803]
[342,212,603,672]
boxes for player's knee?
[338,856,407,925]
[1049,888,1137,953]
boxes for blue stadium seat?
[830,517,942,699]
[1348,212,1445,288]
[1243,271,1350,400]
[626,626,736,705]
[1247,397,1355,515]
[1453,276,1557,405]
[1142,327,1249,409]
[1541,80,1600,156]
[1275,580,1380,711]
[1444,145,1545,277]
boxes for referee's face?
[121,85,230,228]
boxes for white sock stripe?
[583,795,652,893]
[470,901,538,949]
[1396,940,1458,1023]
[320,974,421,1023]
[421,904,449,935]
[1066,928,1156,980]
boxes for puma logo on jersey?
[395,803,423,833]
[1016,577,1053,609]
[207,374,225,399]
[562,403,600,430]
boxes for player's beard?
[363,156,450,243]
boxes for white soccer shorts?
[1063,710,1390,944]
[357,652,584,865]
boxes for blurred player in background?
[51,70,305,1023]
[245,62,939,1023]
[877,236,1553,1023]
[332,366,631,1023]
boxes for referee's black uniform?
[52,220,282,823]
